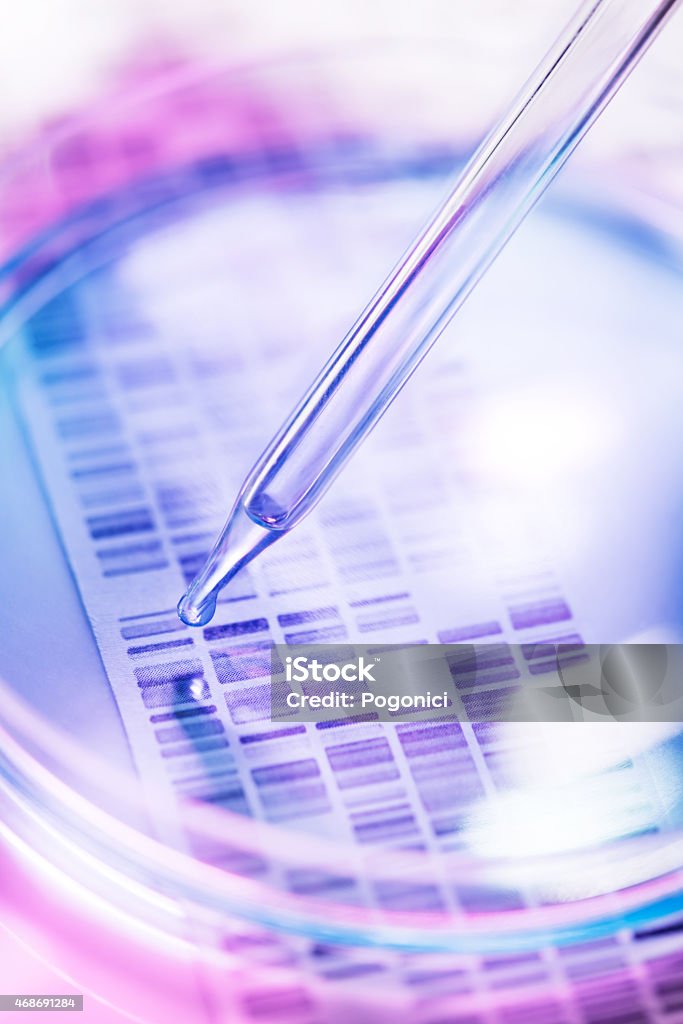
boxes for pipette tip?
[177,590,218,627]
[177,500,281,627]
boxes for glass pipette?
[178,0,681,627]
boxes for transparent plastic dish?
[1,47,683,1024]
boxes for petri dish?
[1,48,683,1023]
